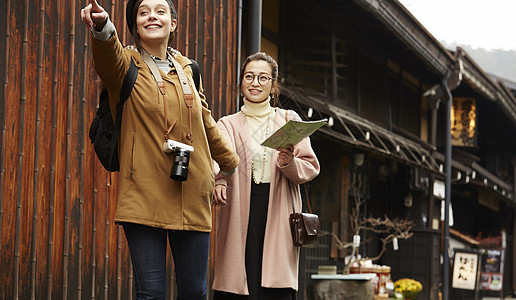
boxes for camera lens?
[170,148,191,181]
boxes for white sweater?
[240,98,274,184]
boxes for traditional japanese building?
[2,0,516,299]
[243,0,516,299]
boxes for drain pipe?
[236,0,243,110]
[249,0,262,54]
[440,72,452,300]
[512,156,516,294]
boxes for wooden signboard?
[451,97,477,147]
[452,250,479,290]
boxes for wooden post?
[331,222,339,258]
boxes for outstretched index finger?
[90,0,102,12]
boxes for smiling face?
[136,0,176,47]
[241,60,274,103]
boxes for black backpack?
[89,59,201,172]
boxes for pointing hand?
[80,0,108,31]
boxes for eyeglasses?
[242,73,273,86]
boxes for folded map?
[261,119,327,149]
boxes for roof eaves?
[456,48,500,101]
[494,81,516,125]
[354,0,455,76]
[281,86,441,173]
[457,48,516,125]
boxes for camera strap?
[169,56,194,143]
[141,50,173,141]
[141,50,194,143]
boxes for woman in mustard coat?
[80,0,239,299]
[212,52,320,299]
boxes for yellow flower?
[394,278,422,298]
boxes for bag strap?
[303,184,313,214]
[285,110,314,214]
[119,59,138,104]
[190,59,200,91]
[288,182,313,214]
[114,59,138,135]
[285,109,312,213]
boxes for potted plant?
[329,174,415,274]
[393,278,422,300]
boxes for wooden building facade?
[4,0,516,299]
[255,0,516,299]
[0,0,239,299]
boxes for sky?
[397,0,516,51]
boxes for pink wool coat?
[212,108,320,294]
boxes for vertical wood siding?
[0,0,238,299]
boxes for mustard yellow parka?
[91,32,239,232]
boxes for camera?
[162,139,194,181]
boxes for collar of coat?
[123,45,193,70]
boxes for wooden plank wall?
[0,0,238,299]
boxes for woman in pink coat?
[212,52,320,299]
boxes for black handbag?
[289,184,320,247]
